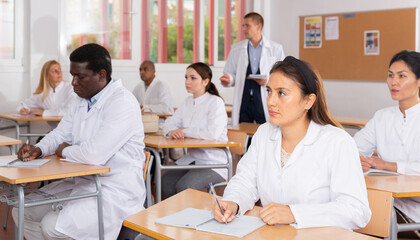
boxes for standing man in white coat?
[220,12,285,125]
[132,60,174,115]
[13,43,146,240]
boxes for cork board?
[299,8,416,81]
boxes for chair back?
[355,188,393,238]
[227,130,247,155]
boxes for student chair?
[355,188,393,239]
[208,130,247,194]
[143,151,154,208]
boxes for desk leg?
[389,203,397,240]
[93,175,104,240]
[145,147,162,203]
[221,148,233,180]
[16,185,24,240]
[8,146,16,155]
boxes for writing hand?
[17,144,41,161]
[213,200,238,224]
[220,74,231,86]
[19,108,30,115]
[56,142,71,157]
[259,202,296,225]
[29,109,44,116]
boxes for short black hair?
[69,43,112,82]
[389,50,420,79]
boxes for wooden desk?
[124,189,378,240]
[365,174,420,239]
[228,122,260,152]
[0,112,62,146]
[0,135,21,155]
[0,155,109,240]
[144,135,240,202]
[334,116,369,129]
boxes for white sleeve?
[182,98,227,140]
[143,82,174,114]
[162,103,184,136]
[43,89,76,117]
[222,127,262,214]
[223,47,240,87]
[353,116,377,157]
[17,94,43,111]
[61,95,142,165]
[289,137,371,230]
[132,83,145,106]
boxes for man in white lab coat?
[132,60,174,115]
[13,43,146,240]
[220,12,285,125]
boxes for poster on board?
[364,30,380,55]
[304,16,322,48]
[325,16,339,40]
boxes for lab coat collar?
[192,92,210,105]
[405,102,420,119]
[77,78,121,110]
[269,120,322,146]
[242,35,270,49]
[49,81,64,93]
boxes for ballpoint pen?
[209,182,227,224]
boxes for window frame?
[58,0,141,71]
[0,0,24,72]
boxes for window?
[141,0,245,65]
[0,0,23,71]
[60,0,140,64]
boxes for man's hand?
[17,144,41,161]
[250,77,267,86]
[56,142,71,157]
[220,74,231,86]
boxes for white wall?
[270,0,420,118]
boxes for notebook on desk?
[0,157,50,167]
[155,207,265,237]
[364,168,399,176]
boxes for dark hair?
[187,62,221,98]
[389,50,420,79]
[270,56,342,128]
[244,12,264,29]
[69,43,112,82]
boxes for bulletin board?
[299,8,416,81]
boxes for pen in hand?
[210,182,227,224]
[23,139,30,161]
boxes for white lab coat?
[36,79,146,240]
[17,81,76,117]
[223,121,371,230]
[222,36,285,125]
[132,78,174,115]
[354,102,420,222]
[163,92,228,179]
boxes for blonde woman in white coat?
[162,62,228,199]
[354,50,420,230]
[17,60,75,127]
[213,56,371,230]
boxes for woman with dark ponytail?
[162,62,228,199]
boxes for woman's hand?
[56,142,71,157]
[30,109,44,116]
[259,202,296,225]
[169,129,185,139]
[213,200,238,223]
[360,156,374,172]
[19,108,30,115]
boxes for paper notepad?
[0,157,50,167]
[364,168,399,176]
[155,208,265,237]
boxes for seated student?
[132,60,174,115]
[161,62,228,199]
[354,50,420,225]
[17,60,75,119]
[13,43,146,240]
[213,56,371,230]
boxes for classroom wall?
[270,0,420,118]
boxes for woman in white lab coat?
[17,60,75,122]
[213,56,371,230]
[354,50,420,226]
[162,62,228,199]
